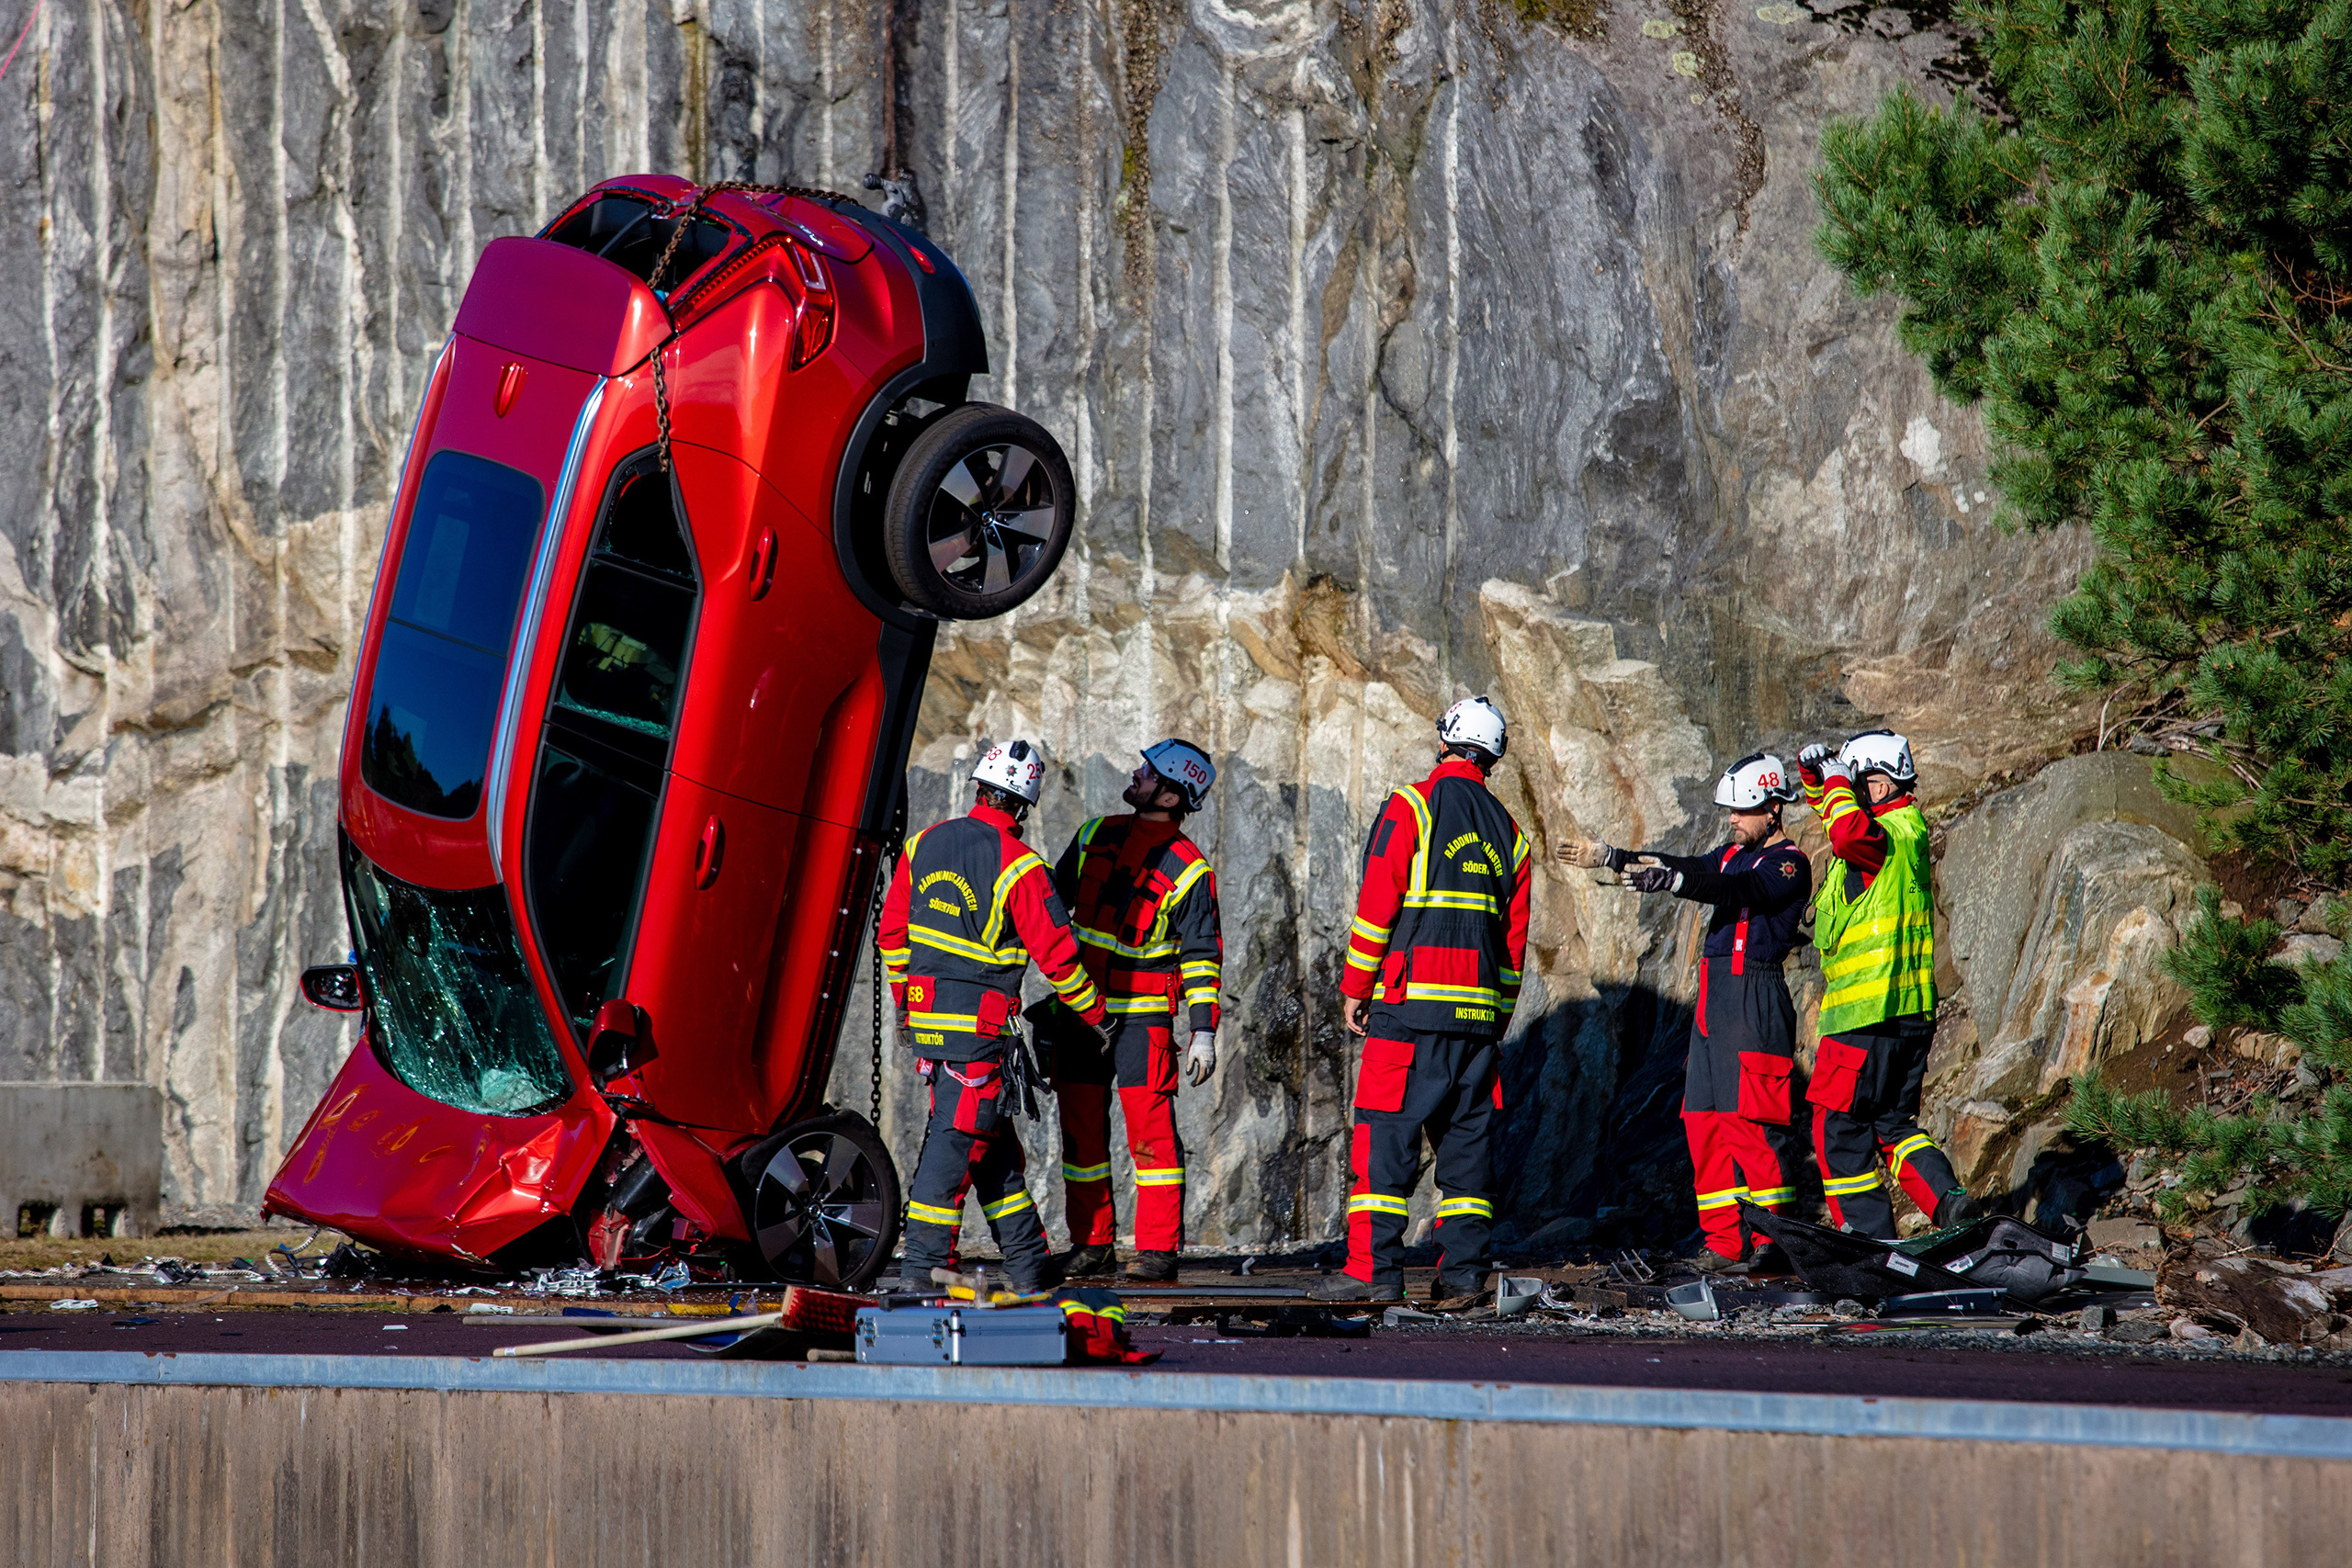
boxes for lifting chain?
[868,844,894,1134]
[641,178,867,472]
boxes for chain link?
[869,848,891,1134]
[642,179,868,474]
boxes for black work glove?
[1629,864,1683,894]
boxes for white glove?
[1184,1031,1217,1087]
[1556,839,1616,869]
[1797,742,1847,784]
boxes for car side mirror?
[300,964,363,1012]
[587,999,653,1088]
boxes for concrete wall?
[0,1083,162,1236]
[2,1361,2346,1566]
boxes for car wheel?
[882,402,1075,618]
[745,1111,902,1289]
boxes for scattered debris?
[1494,1277,1543,1316]
[2156,1249,2345,1345]
[47,1299,100,1311]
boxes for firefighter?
[1795,728,1976,1237]
[1560,752,1812,1273]
[1313,697,1532,1306]
[1049,739,1224,1284]
[877,739,1108,1292]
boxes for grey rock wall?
[6,0,2115,1238]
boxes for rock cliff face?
[3,0,2180,1237]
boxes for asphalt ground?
[9,1305,2352,1418]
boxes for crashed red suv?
[264,177,1075,1287]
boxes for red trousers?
[1057,1019,1185,1251]
[1684,1111,1796,1258]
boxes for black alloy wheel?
[882,402,1075,619]
[746,1111,900,1288]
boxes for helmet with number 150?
[972,738,1046,805]
[1141,738,1216,811]
[1715,751,1801,809]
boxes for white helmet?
[1715,751,1800,809]
[972,738,1046,805]
[1439,695,1509,761]
[1838,728,1916,784]
[1141,738,1216,811]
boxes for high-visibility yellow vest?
[1812,802,1935,1034]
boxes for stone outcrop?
[1927,754,2210,1209]
[6,0,2151,1238]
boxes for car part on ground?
[265,175,1073,1290]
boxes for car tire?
[882,402,1075,618]
[741,1110,903,1290]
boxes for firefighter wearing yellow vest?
[1796,729,1976,1237]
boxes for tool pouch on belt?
[1004,1027,1051,1120]
[1736,1052,1793,1124]
[1808,1036,1869,1114]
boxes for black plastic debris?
[1738,1202,1976,1300]
[1920,1217,2088,1306]
[321,1242,378,1280]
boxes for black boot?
[1308,1273,1404,1303]
[1060,1243,1118,1278]
[1124,1250,1179,1282]
[1430,1271,1487,1308]
[1933,1189,1982,1228]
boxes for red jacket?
[879,800,1103,1059]
[1342,758,1532,1032]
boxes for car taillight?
[786,239,835,369]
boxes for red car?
[263,176,1074,1287]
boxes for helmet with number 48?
[1715,751,1801,809]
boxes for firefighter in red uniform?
[1562,752,1811,1274]
[876,739,1107,1292]
[1049,739,1224,1284]
[1314,698,1532,1305]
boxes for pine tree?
[1815,0,2352,1216]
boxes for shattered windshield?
[343,836,574,1116]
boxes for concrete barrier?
[0,1083,162,1237]
[2,1353,2347,1566]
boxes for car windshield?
[360,451,546,818]
[343,836,574,1116]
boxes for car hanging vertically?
[263,177,1078,1287]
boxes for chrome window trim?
[486,378,607,880]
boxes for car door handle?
[694,814,726,889]
[747,526,777,601]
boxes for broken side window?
[523,455,700,1032]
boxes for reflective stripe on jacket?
[879,800,1104,1062]
[1812,800,1935,1034]
[1341,759,1531,1038]
[1053,814,1224,1034]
